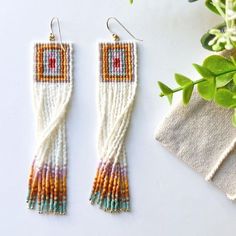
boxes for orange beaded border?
[100,42,134,82]
[35,43,70,83]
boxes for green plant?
[159,55,236,126]
[192,0,236,51]
[158,0,236,127]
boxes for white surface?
[0,0,236,235]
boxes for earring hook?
[49,17,65,51]
[106,17,143,42]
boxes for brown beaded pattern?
[100,42,135,82]
[34,43,71,83]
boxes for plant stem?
[213,1,226,18]
[160,78,206,97]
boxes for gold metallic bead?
[49,33,56,41]
[112,34,120,41]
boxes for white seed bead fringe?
[98,81,137,166]
[33,83,72,170]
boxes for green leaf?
[230,56,236,67]
[167,94,173,104]
[233,74,236,85]
[175,74,192,87]
[197,78,215,101]
[224,81,236,93]
[158,81,173,95]
[201,23,226,52]
[203,55,236,75]
[216,72,235,88]
[183,84,194,105]
[158,81,173,104]
[193,64,214,77]
[215,89,236,108]
[205,0,225,15]
[232,110,236,127]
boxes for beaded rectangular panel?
[34,43,71,83]
[99,42,136,82]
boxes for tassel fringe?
[90,42,137,213]
[27,162,67,214]
[90,161,130,213]
[27,43,73,215]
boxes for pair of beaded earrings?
[27,17,142,215]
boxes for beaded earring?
[27,17,73,215]
[89,17,142,213]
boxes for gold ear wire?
[49,17,65,51]
[106,17,143,42]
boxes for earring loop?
[49,17,65,51]
[106,17,143,42]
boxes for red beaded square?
[34,43,71,83]
[99,42,135,82]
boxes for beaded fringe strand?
[90,161,130,212]
[90,42,137,213]
[27,162,67,214]
[27,43,72,215]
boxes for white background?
[1,0,236,235]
